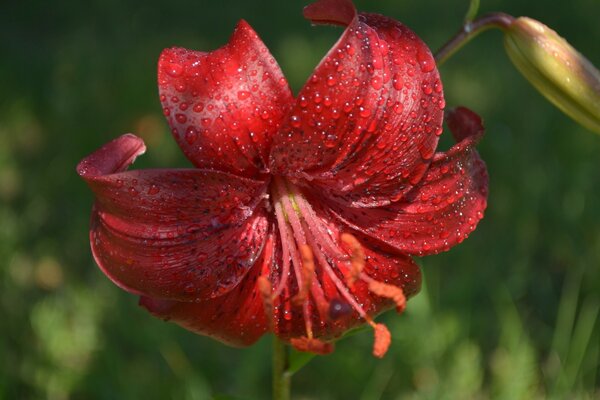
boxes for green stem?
[272,336,291,400]
[434,12,515,66]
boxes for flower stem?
[434,12,515,66]
[272,336,291,400]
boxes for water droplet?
[147,184,160,195]
[324,134,338,148]
[175,114,187,124]
[326,76,337,86]
[237,90,250,100]
[290,115,301,128]
[393,102,403,114]
[313,92,322,104]
[329,298,352,320]
[371,76,382,89]
[417,49,435,73]
[392,73,404,90]
[299,95,309,108]
[283,310,292,321]
[185,126,198,144]
[166,63,184,77]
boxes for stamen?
[290,336,334,355]
[292,191,344,258]
[272,202,292,299]
[372,324,392,358]
[363,275,407,313]
[340,233,365,287]
[257,275,274,329]
[292,245,315,306]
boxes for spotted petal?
[78,134,270,301]
[327,127,488,256]
[139,232,276,347]
[159,20,294,177]
[270,0,444,206]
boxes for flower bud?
[504,17,600,134]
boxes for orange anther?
[340,233,365,287]
[372,323,391,358]
[292,245,315,306]
[367,280,406,313]
[290,336,334,355]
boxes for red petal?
[78,134,270,301]
[158,20,294,177]
[303,0,355,26]
[269,6,444,206]
[139,233,275,347]
[327,133,488,256]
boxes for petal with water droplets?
[139,233,275,347]
[78,134,270,301]
[327,132,488,256]
[159,20,294,177]
[270,1,444,206]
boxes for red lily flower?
[77,0,488,357]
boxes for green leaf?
[287,348,317,375]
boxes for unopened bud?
[504,17,600,134]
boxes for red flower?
[77,0,488,357]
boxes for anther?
[340,233,365,287]
[372,323,391,358]
[366,279,407,313]
[290,336,334,355]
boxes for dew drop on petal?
[324,134,338,148]
[147,184,160,195]
[392,73,404,90]
[237,90,251,100]
[329,298,352,320]
[185,126,198,144]
[166,63,184,77]
[417,48,435,73]
[290,115,301,128]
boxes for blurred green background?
[1,0,599,398]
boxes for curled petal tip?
[446,106,485,142]
[303,0,356,26]
[504,17,600,134]
[77,134,146,179]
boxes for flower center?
[258,176,406,357]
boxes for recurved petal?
[139,233,275,347]
[78,134,270,301]
[270,0,444,206]
[327,130,488,256]
[159,20,294,177]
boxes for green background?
[1,0,599,398]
